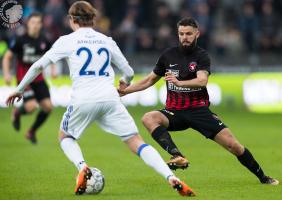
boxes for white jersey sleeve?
[15,56,51,93]
[109,38,134,83]
[45,36,72,63]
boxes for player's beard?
[179,37,197,54]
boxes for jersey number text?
[77,47,110,76]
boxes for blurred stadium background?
[1,0,282,67]
[1,0,282,111]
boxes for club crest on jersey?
[188,62,197,72]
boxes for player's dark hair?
[68,1,97,27]
[27,12,43,22]
[177,18,198,29]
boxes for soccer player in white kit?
[6,1,195,196]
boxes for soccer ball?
[85,167,105,194]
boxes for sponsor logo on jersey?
[166,69,202,92]
[188,62,197,72]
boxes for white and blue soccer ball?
[85,167,105,194]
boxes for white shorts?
[60,101,138,140]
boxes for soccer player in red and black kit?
[119,18,279,185]
[2,13,55,144]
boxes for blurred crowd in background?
[0,0,282,68]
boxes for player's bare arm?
[2,50,13,85]
[164,70,208,88]
[50,63,57,79]
[120,71,161,95]
[5,56,51,107]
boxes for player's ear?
[196,29,200,39]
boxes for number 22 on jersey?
[76,47,110,76]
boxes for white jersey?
[45,27,132,104]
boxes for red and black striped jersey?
[153,46,211,110]
[9,34,51,83]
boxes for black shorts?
[159,107,227,139]
[22,80,51,103]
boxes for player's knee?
[142,112,163,125]
[25,104,37,113]
[141,112,154,126]
[58,130,67,142]
[41,102,53,113]
[43,104,53,113]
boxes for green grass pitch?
[0,106,281,200]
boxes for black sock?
[30,110,50,133]
[237,148,265,181]
[151,126,184,157]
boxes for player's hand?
[6,91,23,106]
[164,73,182,87]
[4,73,12,85]
[117,79,128,97]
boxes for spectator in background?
[43,0,67,42]
[136,28,154,52]
[114,0,140,54]
[44,0,66,27]
[92,0,111,35]
[239,2,259,53]
[194,1,211,49]
[154,1,177,51]
[1,0,282,63]
[23,0,37,18]
[259,1,280,52]
[213,25,243,56]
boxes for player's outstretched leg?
[124,134,195,196]
[214,128,279,185]
[237,148,279,185]
[59,131,90,194]
[142,111,189,170]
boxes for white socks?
[60,137,87,171]
[60,138,174,180]
[138,144,174,180]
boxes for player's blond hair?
[68,1,97,27]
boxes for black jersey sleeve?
[153,53,166,76]
[197,51,211,74]
[9,37,21,53]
